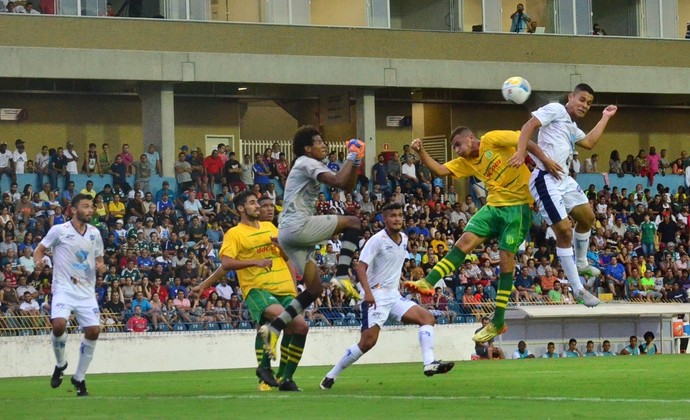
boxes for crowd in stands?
[0,1,42,14]
[1,137,690,335]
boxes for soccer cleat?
[255,366,279,387]
[320,377,335,390]
[577,265,601,278]
[50,362,68,389]
[403,280,435,296]
[257,381,273,392]
[70,377,89,397]
[278,379,302,392]
[259,324,279,361]
[330,277,361,300]
[575,290,601,307]
[423,360,455,377]
[472,322,508,343]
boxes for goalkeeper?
[260,126,366,360]
[404,127,562,343]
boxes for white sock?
[73,338,97,382]
[573,231,591,268]
[418,325,435,365]
[557,247,585,294]
[326,344,363,379]
[51,332,67,367]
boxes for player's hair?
[587,340,594,345]
[233,190,257,210]
[450,126,473,140]
[258,194,272,204]
[573,83,594,95]
[382,203,403,214]
[547,342,555,346]
[629,335,638,340]
[70,193,94,208]
[603,340,610,345]
[643,331,654,340]
[293,125,321,157]
[569,338,577,344]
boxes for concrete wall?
[0,324,477,378]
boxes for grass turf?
[0,356,686,419]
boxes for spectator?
[132,154,153,193]
[646,147,660,186]
[561,338,582,357]
[570,151,581,177]
[622,154,637,175]
[509,3,531,33]
[592,23,606,35]
[145,144,162,176]
[12,139,27,175]
[609,150,623,176]
[175,152,193,192]
[0,141,16,184]
[620,335,641,355]
[542,342,559,358]
[583,154,598,173]
[475,316,505,359]
[605,256,626,298]
[639,331,657,354]
[126,306,149,332]
[512,341,535,359]
[203,149,223,190]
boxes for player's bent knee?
[287,317,309,335]
[51,318,67,335]
[83,326,100,340]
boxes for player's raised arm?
[411,138,451,177]
[317,139,364,192]
[509,116,541,167]
[576,105,618,150]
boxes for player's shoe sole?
[472,322,508,343]
[577,265,601,277]
[259,324,279,361]
[50,362,68,389]
[575,290,601,307]
[70,377,88,397]
[255,366,279,387]
[403,280,435,296]
[320,377,335,390]
[423,360,455,377]
[330,277,361,300]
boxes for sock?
[418,325,435,365]
[270,291,316,333]
[425,246,466,285]
[573,231,591,268]
[73,338,96,382]
[255,333,271,369]
[336,228,361,277]
[276,334,292,379]
[492,272,513,328]
[326,344,364,379]
[282,334,306,381]
[557,247,585,294]
[51,332,67,367]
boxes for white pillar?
[356,89,376,178]
[139,83,175,177]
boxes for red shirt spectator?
[203,151,224,176]
[126,308,149,332]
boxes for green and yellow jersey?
[219,221,295,299]
[444,130,532,207]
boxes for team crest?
[90,234,95,241]
[505,235,515,245]
[485,151,493,159]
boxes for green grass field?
[1,356,687,419]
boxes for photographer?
[510,3,531,33]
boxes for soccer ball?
[501,77,532,105]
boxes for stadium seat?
[347,319,361,327]
[305,319,314,327]
[448,302,461,314]
[463,315,476,323]
[238,321,253,330]
[454,315,465,324]
[314,320,327,327]
[437,317,449,325]
[18,329,33,336]
[173,323,187,331]
[219,322,234,330]
[205,322,219,331]
[333,319,345,327]
[188,323,203,331]
[157,324,170,332]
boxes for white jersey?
[279,155,332,228]
[530,102,586,173]
[359,229,408,290]
[40,222,104,299]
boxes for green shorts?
[245,288,294,324]
[464,203,531,254]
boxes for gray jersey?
[279,155,332,228]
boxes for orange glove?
[346,139,366,162]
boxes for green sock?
[425,246,466,285]
[492,272,514,328]
[255,333,271,369]
[282,334,307,381]
[276,334,292,379]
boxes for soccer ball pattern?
[502,77,532,105]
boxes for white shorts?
[361,288,416,330]
[279,215,339,275]
[530,170,589,225]
[51,292,101,328]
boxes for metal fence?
[239,139,348,164]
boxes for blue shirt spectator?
[131,295,153,313]
[605,259,626,282]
